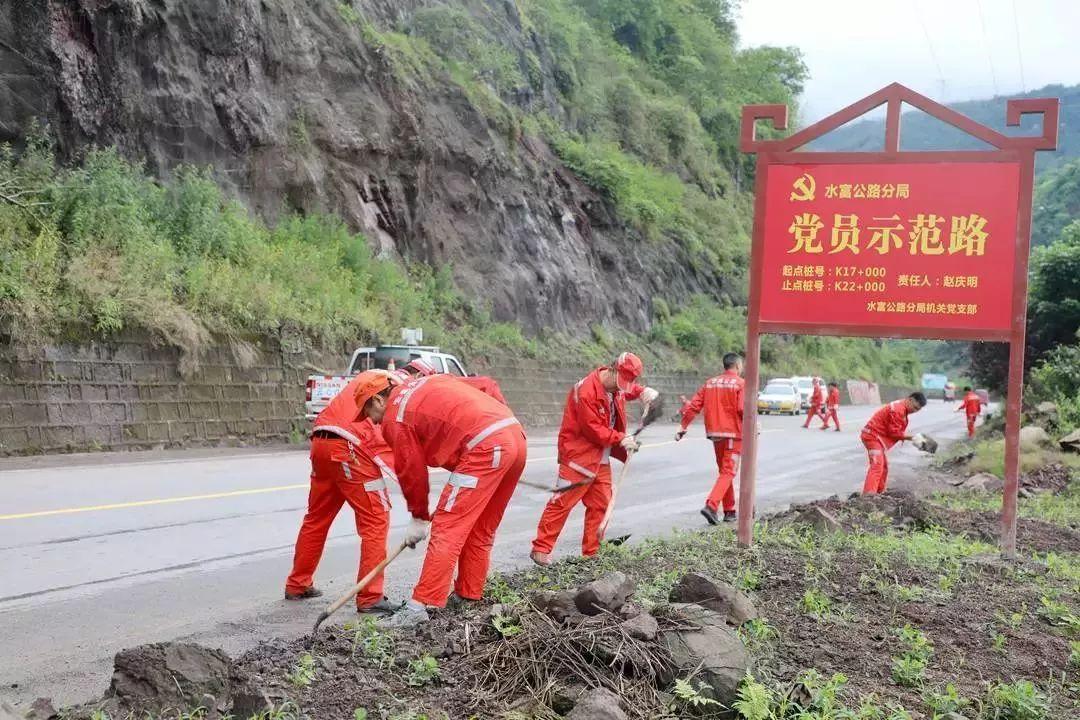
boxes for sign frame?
[737,83,1058,556]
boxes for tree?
[1032,158,1080,247]
[1028,220,1080,353]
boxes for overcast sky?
[738,0,1080,122]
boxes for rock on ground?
[566,687,628,720]
[792,505,843,533]
[106,642,267,718]
[575,572,636,616]
[669,572,758,626]
[661,604,751,708]
[963,473,1005,492]
[1020,425,1052,449]
[531,589,580,623]
[1059,429,1080,453]
[620,612,659,641]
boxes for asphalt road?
[0,401,966,708]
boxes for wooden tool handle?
[597,452,634,540]
[323,541,407,617]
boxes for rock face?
[669,572,758,626]
[1059,429,1080,453]
[620,612,659,641]
[531,589,580,623]
[566,687,627,720]
[661,604,751,708]
[792,505,843,534]
[575,571,636,616]
[0,0,730,335]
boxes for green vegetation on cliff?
[0,1,923,385]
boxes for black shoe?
[357,598,400,616]
[700,506,719,525]
[446,592,479,610]
[723,511,737,523]
[284,586,323,601]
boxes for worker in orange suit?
[362,373,527,627]
[284,370,400,615]
[529,353,659,565]
[860,392,926,494]
[956,386,985,438]
[819,381,842,431]
[803,377,824,428]
[676,352,745,525]
[400,357,509,405]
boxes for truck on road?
[304,345,468,420]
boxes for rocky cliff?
[0,0,734,336]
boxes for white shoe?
[378,602,429,628]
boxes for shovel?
[310,541,409,640]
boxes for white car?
[758,381,802,415]
[789,376,818,409]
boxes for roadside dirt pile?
[59,572,755,720]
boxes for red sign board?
[735,83,1060,554]
[759,161,1020,332]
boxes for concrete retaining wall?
[0,330,913,456]
[0,333,704,456]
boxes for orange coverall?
[820,386,841,430]
[286,376,396,609]
[803,382,824,428]
[680,369,744,513]
[958,391,983,438]
[860,400,911,494]
[531,368,643,557]
[381,375,526,607]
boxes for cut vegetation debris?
[57,473,1078,720]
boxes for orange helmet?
[352,369,397,411]
[615,352,644,393]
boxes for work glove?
[640,387,660,406]
[675,429,687,441]
[404,518,431,548]
[620,435,641,453]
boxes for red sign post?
[738,83,1058,556]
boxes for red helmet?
[405,358,438,377]
[615,352,644,393]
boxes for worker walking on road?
[676,353,745,525]
[860,392,927,494]
[284,370,400,615]
[803,377,824,428]
[529,353,659,565]
[956,386,985,438]
[819,381,842,431]
[360,373,527,626]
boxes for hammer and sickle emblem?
[790,173,816,202]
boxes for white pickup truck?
[304,345,469,420]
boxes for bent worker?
[860,392,927,494]
[399,357,509,405]
[956,386,984,438]
[803,377,824,428]
[529,353,659,565]
[284,370,400,615]
[360,373,527,626]
[676,352,745,525]
[819,381,842,431]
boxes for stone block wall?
[0,332,344,455]
[0,330,907,456]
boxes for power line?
[974,0,998,96]
[914,0,947,100]
[1011,0,1026,91]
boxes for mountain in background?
[809,83,1080,173]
